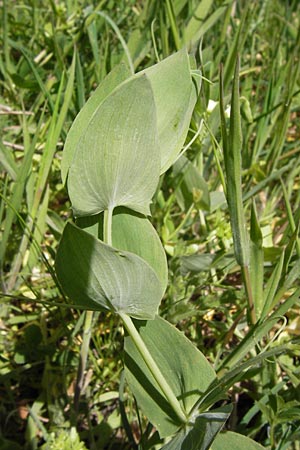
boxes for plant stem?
[119,312,187,424]
[74,209,113,413]
[104,207,113,246]
[104,207,186,423]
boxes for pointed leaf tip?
[67,75,160,216]
[55,222,164,319]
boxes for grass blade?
[92,11,135,75]
[260,250,285,320]
[220,57,254,322]
[8,39,54,112]
[250,201,264,319]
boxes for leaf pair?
[62,50,199,217]
[125,315,266,449]
[56,210,168,319]
[56,50,198,319]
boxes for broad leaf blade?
[68,75,160,216]
[55,222,163,319]
[125,316,216,437]
[76,208,168,293]
[141,50,198,174]
[211,431,265,450]
[61,62,131,184]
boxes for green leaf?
[260,250,285,320]
[33,51,76,215]
[211,431,265,450]
[61,62,131,184]
[141,50,199,173]
[55,222,163,319]
[76,208,168,294]
[173,155,210,211]
[124,316,216,437]
[220,59,249,268]
[161,405,231,450]
[217,287,300,373]
[0,139,18,180]
[180,254,214,274]
[184,0,214,43]
[250,201,264,319]
[186,2,233,45]
[67,75,160,216]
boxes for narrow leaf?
[260,250,285,320]
[184,0,214,44]
[250,201,264,319]
[220,58,249,267]
[228,57,249,267]
[0,140,18,180]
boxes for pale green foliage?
[56,49,196,317]
[76,208,168,292]
[56,222,164,319]
[68,75,159,216]
[61,63,131,185]
[211,431,265,450]
[125,315,217,437]
[2,1,299,448]
[139,50,199,173]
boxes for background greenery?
[0,0,299,449]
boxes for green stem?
[103,207,186,423]
[119,312,187,424]
[104,207,113,246]
[74,209,113,413]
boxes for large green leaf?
[76,208,168,293]
[61,62,131,184]
[211,431,265,450]
[161,406,231,450]
[141,50,199,174]
[67,75,160,216]
[55,222,163,319]
[124,316,216,437]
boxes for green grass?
[1,0,300,449]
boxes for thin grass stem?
[94,12,135,75]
